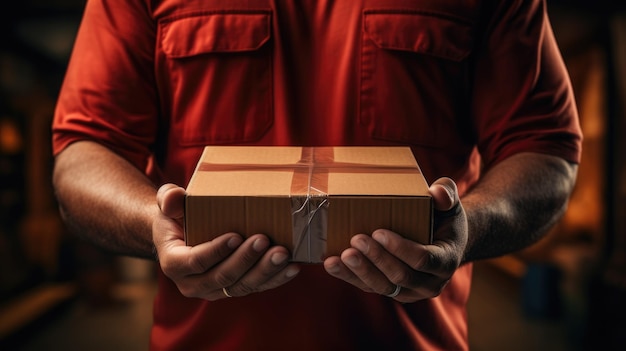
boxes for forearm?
[52,141,159,259]
[461,152,578,263]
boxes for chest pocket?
[159,11,272,145]
[360,10,473,147]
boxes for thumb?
[428,177,459,212]
[157,183,186,220]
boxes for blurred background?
[0,1,624,350]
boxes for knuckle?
[158,256,180,278]
[236,281,255,296]
[212,271,237,288]
[257,266,279,282]
[411,251,437,271]
[187,254,209,273]
[177,284,200,299]
[239,251,263,267]
[365,245,386,265]
[389,270,411,286]
[214,240,237,259]
[196,279,219,294]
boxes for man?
[52,0,581,350]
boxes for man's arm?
[52,140,159,259]
[324,151,578,302]
[53,140,300,299]
[461,152,578,263]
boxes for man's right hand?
[153,183,300,300]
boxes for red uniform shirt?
[52,0,582,350]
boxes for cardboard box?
[185,146,432,263]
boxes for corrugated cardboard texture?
[185,146,432,263]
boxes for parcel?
[185,146,432,263]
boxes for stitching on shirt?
[159,9,273,25]
[363,8,474,26]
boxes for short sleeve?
[52,0,158,171]
[471,0,583,169]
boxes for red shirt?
[52,0,582,350]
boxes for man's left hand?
[323,177,468,303]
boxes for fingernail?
[156,184,171,197]
[285,266,299,278]
[227,236,243,249]
[271,252,288,265]
[353,238,369,253]
[253,238,269,252]
[444,185,455,205]
[372,231,387,246]
[325,262,340,274]
[344,255,360,268]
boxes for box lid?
[186,146,429,197]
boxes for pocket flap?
[363,11,472,61]
[161,11,271,57]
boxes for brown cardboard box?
[185,146,432,263]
